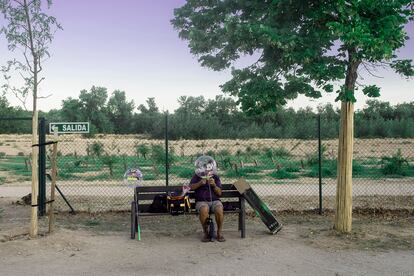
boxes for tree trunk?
[334,101,354,233]
[334,53,360,233]
[24,0,39,238]
[30,110,38,237]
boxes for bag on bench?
[148,194,168,213]
[167,193,191,216]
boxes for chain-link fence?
[0,115,413,213]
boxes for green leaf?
[323,84,334,93]
[335,87,356,103]
[391,59,414,78]
[362,85,381,98]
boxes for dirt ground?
[1,197,413,276]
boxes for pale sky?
[0,0,413,113]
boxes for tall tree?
[61,97,83,122]
[78,86,113,133]
[175,95,206,115]
[135,97,162,135]
[0,0,61,237]
[107,90,135,134]
[137,97,159,114]
[173,0,414,232]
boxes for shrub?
[206,150,216,157]
[143,173,157,180]
[381,149,409,176]
[351,161,364,176]
[224,166,260,178]
[263,147,274,159]
[151,144,175,165]
[306,144,327,166]
[269,168,298,179]
[17,152,24,156]
[175,167,194,178]
[285,165,300,173]
[273,147,291,158]
[221,156,232,169]
[239,166,260,174]
[136,144,149,159]
[224,168,248,178]
[0,152,6,159]
[306,160,367,178]
[245,146,260,156]
[89,141,104,157]
[218,149,230,157]
[101,155,117,176]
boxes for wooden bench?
[131,184,246,239]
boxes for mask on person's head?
[194,155,217,179]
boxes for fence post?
[38,117,46,216]
[165,112,169,186]
[318,113,323,215]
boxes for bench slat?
[138,201,241,213]
[136,190,240,200]
[135,184,236,193]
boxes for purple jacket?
[190,174,222,202]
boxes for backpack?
[167,193,191,216]
[148,194,168,213]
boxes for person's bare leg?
[214,206,225,241]
[199,205,209,242]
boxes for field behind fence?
[0,133,413,212]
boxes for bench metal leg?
[238,198,242,231]
[131,201,136,239]
[240,197,246,238]
[131,202,135,239]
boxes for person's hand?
[199,178,207,185]
[208,178,216,187]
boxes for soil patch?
[1,197,414,275]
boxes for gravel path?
[1,229,413,276]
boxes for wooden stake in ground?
[30,110,39,238]
[48,140,58,233]
[334,101,354,233]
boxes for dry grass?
[0,134,413,159]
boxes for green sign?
[49,122,90,134]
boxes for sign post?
[49,122,90,134]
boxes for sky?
[0,0,413,113]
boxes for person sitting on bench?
[190,156,225,242]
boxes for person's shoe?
[201,233,210,242]
[216,234,226,242]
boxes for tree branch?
[37,76,44,85]
[37,93,52,99]
[12,0,25,7]
[23,51,34,73]
[362,62,384,78]
[13,94,29,110]
[18,71,28,80]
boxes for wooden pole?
[30,110,39,238]
[48,139,58,233]
[334,101,354,233]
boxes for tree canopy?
[172,0,414,114]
